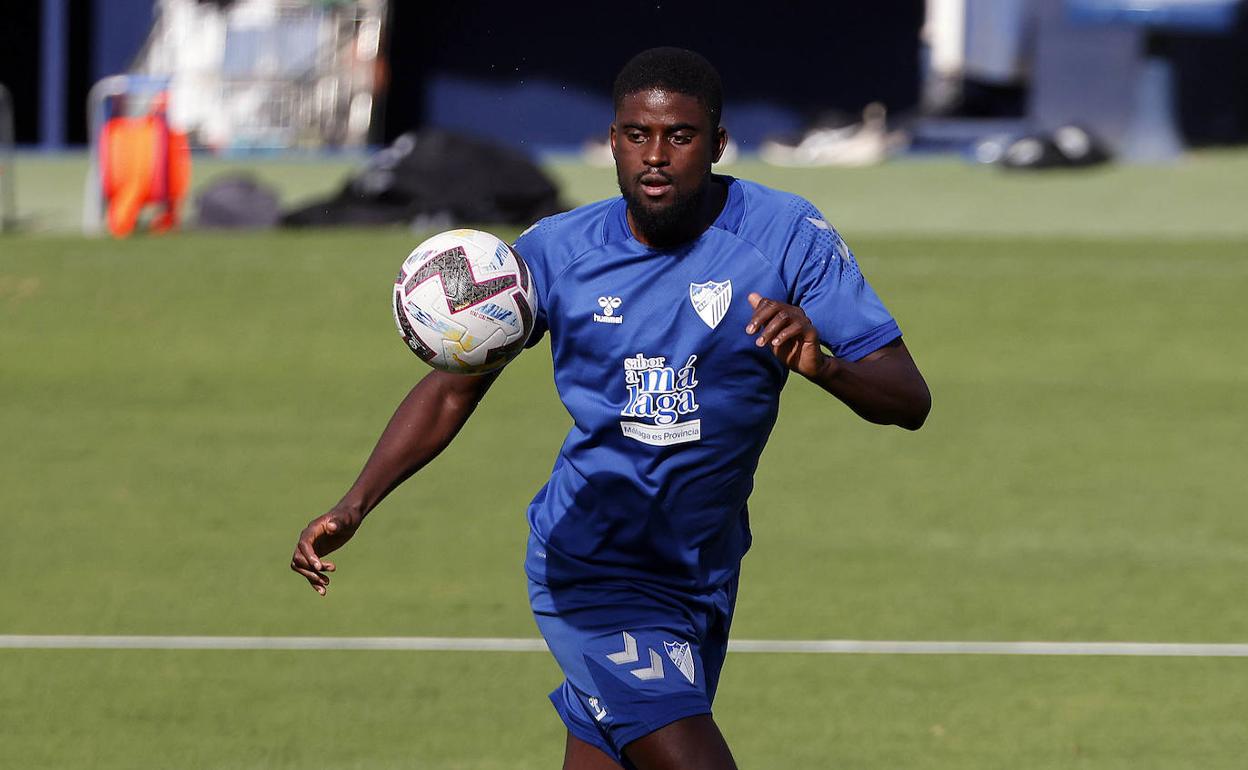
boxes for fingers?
[290,509,358,597]
[756,309,797,348]
[291,561,330,595]
[297,538,324,572]
[744,294,782,339]
[291,533,333,596]
[768,322,808,350]
[746,295,810,349]
[743,293,827,376]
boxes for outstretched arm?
[746,292,930,430]
[290,369,500,595]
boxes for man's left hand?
[745,292,831,380]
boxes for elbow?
[900,413,928,431]
[898,388,932,432]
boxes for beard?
[618,170,708,247]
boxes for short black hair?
[612,47,723,128]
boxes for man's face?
[611,89,726,245]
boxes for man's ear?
[713,126,728,163]
[609,124,618,160]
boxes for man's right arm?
[290,369,499,595]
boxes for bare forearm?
[809,344,931,430]
[337,370,498,517]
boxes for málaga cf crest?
[689,280,732,330]
[664,640,696,684]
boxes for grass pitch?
[2,154,1247,768]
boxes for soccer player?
[291,48,931,770]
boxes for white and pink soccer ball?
[392,229,537,375]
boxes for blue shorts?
[529,575,739,764]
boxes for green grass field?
[2,153,1247,768]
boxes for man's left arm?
[746,292,931,430]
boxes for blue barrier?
[39,0,68,150]
[1068,0,1240,32]
[1066,0,1241,161]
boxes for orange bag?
[100,93,190,237]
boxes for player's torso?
[523,192,798,588]
[550,226,788,446]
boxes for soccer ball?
[392,229,537,375]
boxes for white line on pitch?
[725,640,1248,657]
[1,636,1247,657]
[0,636,548,652]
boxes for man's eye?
[628,132,645,143]
[672,134,693,145]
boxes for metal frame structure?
[0,82,15,231]
[132,0,387,152]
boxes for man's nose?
[644,138,669,168]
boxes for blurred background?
[5,0,1248,150]
[2,2,1247,769]
[2,0,1248,233]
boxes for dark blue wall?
[16,1,1242,149]
[0,4,41,142]
[92,0,157,83]
[2,0,154,146]
[384,0,926,150]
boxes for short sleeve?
[786,212,901,362]
[513,220,552,349]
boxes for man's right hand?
[286,369,499,597]
[290,506,363,596]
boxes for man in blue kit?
[291,48,931,770]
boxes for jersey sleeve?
[784,208,901,362]
[513,220,552,348]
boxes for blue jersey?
[514,177,900,593]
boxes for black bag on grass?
[281,130,564,228]
[195,174,282,229]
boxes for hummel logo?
[594,296,623,325]
[605,632,665,681]
[805,216,847,260]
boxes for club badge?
[689,280,732,330]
